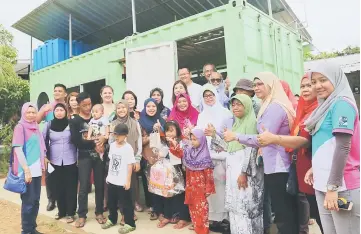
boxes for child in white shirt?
[101,123,136,233]
[87,104,109,160]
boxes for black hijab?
[50,103,69,132]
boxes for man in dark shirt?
[69,92,106,227]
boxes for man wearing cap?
[233,79,260,115]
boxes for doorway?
[83,79,105,105]
[177,28,227,85]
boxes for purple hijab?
[183,128,214,171]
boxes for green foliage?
[0,120,17,173]
[0,24,29,173]
[304,45,360,61]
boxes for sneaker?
[101,220,115,229]
[118,224,136,234]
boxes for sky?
[0,0,360,60]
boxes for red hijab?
[168,93,199,130]
[280,80,298,110]
[290,74,318,137]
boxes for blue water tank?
[53,38,68,63]
[40,45,48,68]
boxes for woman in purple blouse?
[223,72,298,234]
[43,103,78,223]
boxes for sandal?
[170,216,179,224]
[157,218,170,228]
[147,207,153,214]
[174,220,189,229]
[150,212,159,221]
[66,216,75,224]
[101,219,116,229]
[308,219,316,225]
[119,215,125,226]
[75,218,86,228]
[188,224,194,230]
[96,215,106,224]
[135,203,143,212]
[118,224,136,234]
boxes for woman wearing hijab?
[150,88,171,120]
[280,80,298,110]
[139,98,166,219]
[208,94,264,234]
[259,63,360,234]
[257,74,323,233]
[223,72,298,234]
[110,100,143,217]
[12,103,46,234]
[168,93,199,135]
[42,103,78,223]
[198,84,232,231]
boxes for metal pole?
[69,14,73,57]
[131,0,137,33]
[267,0,273,18]
[30,36,33,72]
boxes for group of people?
[11,61,360,234]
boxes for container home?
[12,0,311,109]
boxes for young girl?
[183,128,215,234]
[154,121,190,229]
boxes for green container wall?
[30,1,304,104]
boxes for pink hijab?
[168,93,199,131]
[280,80,298,110]
[14,102,46,171]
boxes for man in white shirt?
[178,67,202,110]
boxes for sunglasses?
[210,78,222,83]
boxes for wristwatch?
[327,184,339,192]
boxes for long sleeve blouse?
[42,122,77,166]
[236,103,291,174]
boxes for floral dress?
[211,134,264,234]
[185,168,215,234]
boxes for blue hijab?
[139,98,166,134]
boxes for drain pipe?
[69,14,73,58]
[131,0,137,33]
[267,0,273,18]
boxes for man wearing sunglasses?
[203,72,230,109]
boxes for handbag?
[149,130,161,149]
[147,158,185,197]
[3,124,27,194]
[286,151,299,196]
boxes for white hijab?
[305,61,356,135]
[197,84,233,132]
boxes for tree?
[0,24,30,173]
[304,45,360,61]
[0,24,29,124]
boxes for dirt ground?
[0,199,86,234]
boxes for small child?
[87,104,109,160]
[152,121,190,229]
[183,128,215,234]
[101,123,136,233]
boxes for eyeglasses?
[252,82,264,88]
[203,94,215,99]
[210,78,222,83]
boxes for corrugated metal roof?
[12,0,311,46]
[304,54,360,74]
